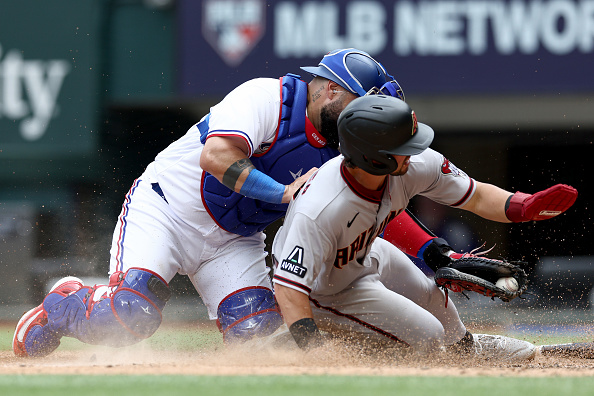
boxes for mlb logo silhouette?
[202,0,266,67]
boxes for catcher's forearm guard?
[434,257,529,302]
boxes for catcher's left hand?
[434,256,529,302]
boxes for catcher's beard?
[319,95,345,149]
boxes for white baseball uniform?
[108,78,285,319]
[272,150,476,352]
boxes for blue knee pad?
[46,268,170,347]
[217,287,283,343]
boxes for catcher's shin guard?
[44,268,170,347]
[217,287,283,343]
[13,277,84,357]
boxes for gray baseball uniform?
[272,149,475,352]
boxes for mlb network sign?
[179,0,594,96]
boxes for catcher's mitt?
[434,256,529,302]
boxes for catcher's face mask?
[365,80,405,102]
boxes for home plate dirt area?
[2,334,594,377]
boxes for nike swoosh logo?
[347,212,359,228]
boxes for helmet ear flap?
[372,156,399,173]
[341,142,400,176]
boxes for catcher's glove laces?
[452,243,495,259]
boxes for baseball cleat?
[13,277,84,358]
[471,333,537,361]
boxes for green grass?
[1,375,594,396]
[1,322,223,352]
[3,323,594,396]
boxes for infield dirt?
[3,336,594,377]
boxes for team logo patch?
[280,246,307,278]
[202,0,266,67]
[411,110,418,136]
[441,158,464,177]
[290,168,303,180]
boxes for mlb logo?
[202,0,266,67]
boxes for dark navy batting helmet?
[301,48,405,100]
[337,95,434,175]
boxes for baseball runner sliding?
[272,95,577,358]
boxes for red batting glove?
[505,184,578,222]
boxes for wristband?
[422,237,455,271]
[504,192,527,222]
[417,238,435,260]
[239,169,285,204]
[289,318,323,350]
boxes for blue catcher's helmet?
[301,48,405,100]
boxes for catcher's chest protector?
[201,74,339,236]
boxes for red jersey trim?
[451,178,476,207]
[273,274,311,294]
[253,78,285,158]
[340,164,385,204]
